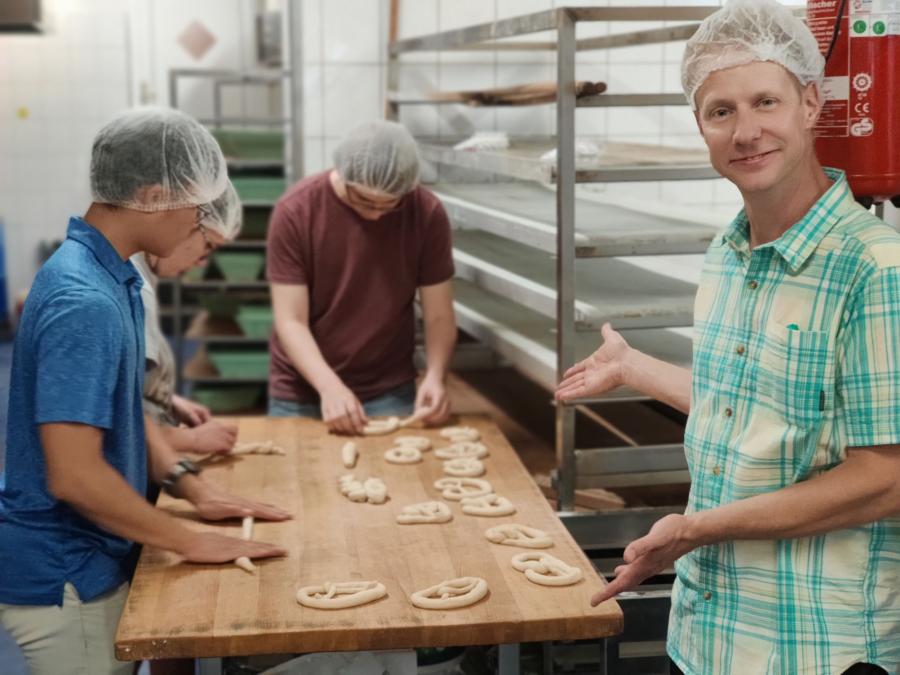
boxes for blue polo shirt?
[0,217,146,606]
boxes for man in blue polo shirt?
[0,108,288,675]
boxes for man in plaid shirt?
[556,1,899,673]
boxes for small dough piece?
[511,552,583,586]
[341,441,358,469]
[362,417,400,436]
[231,440,286,456]
[396,501,453,524]
[410,577,488,610]
[434,442,488,460]
[485,524,553,549]
[440,426,480,443]
[460,494,516,517]
[393,435,432,452]
[385,446,423,464]
[434,477,493,501]
[235,516,257,574]
[442,457,485,477]
[364,477,387,504]
[297,581,387,609]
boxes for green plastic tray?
[211,129,285,162]
[233,177,287,204]
[191,385,263,413]
[208,349,270,379]
[213,251,265,282]
[236,305,274,339]
[241,206,272,239]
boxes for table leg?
[498,643,521,675]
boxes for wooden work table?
[115,415,622,661]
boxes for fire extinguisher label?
[850,14,900,35]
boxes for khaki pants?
[0,582,131,675]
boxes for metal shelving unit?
[388,8,718,670]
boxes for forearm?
[422,314,456,379]
[623,349,692,414]
[144,415,184,485]
[687,449,900,546]
[276,318,343,393]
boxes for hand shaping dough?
[434,477,493,501]
[460,493,516,517]
[362,417,400,436]
[396,501,453,524]
[442,457,485,477]
[234,516,257,574]
[393,435,432,451]
[434,442,488,460]
[410,577,488,609]
[341,441,358,469]
[485,524,553,549]
[384,446,423,464]
[439,426,481,443]
[511,552,583,586]
[296,581,387,609]
[231,440,286,456]
[339,474,388,504]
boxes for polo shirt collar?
[66,217,141,286]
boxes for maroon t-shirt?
[266,171,455,403]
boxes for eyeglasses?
[194,204,215,254]
[344,183,401,214]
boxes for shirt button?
[748,280,758,290]
[703,591,712,600]
[712,465,721,476]
[736,345,746,355]
[724,407,733,417]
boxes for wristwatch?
[161,458,201,496]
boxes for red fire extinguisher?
[809,0,900,206]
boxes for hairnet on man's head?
[202,181,242,240]
[90,107,228,212]
[681,0,825,111]
[333,120,420,197]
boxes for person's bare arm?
[154,418,237,455]
[415,280,456,424]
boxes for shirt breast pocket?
[758,323,833,428]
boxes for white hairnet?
[333,120,419,196]
[91,107,228,212]
[202,181,242,240]
[681,0,825,111]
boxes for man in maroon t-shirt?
[266,120,457,434]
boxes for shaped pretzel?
[442,457,485,477]
[439,426,481,443]
[393,435,432,451]
[362,417,400,436]
[384,446,423,464]
[339,474,388,504]
[296,581,387,609]
[396,501,453,524]
[410,576,488,609]
[433,477,493,501]
[485,524,553,549]
[511,552,583,587]
[460,493,516,517]
[434,442,488,460]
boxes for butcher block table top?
[115,414,623,660]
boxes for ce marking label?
[854,101,871,115]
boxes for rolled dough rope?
[485,524,553,549]
[442,457,485,477]
[460,493,516,517]
[296,581,387,609]
[341,441,358,469]
[396,501,453,524]
[393,436,432,452]
[234,516,257,574]
[384,446,423,464]
[410,577,488,610]
[362,417,400,436]
[231,440,286,456]
[439,426,480,443]
[434,442,488,460]
[510,552,583,587]
[433,477,493,501]
[398,408,429,428]
[363,477,387,504]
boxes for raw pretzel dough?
[362,417,400,436]
[296,581,387,609]
[384,446,423,464]
[434,442,488,460]
[341,441,358,469]
[485,524,553,549]
[439,426,481,443]
[339,474,388,504]
[398,408,428,428]
[511,552,582,586]
[363,477,387,504]
[410,577,488,609]
[442,457,485,477]
[396,501,453,524]
[231,440,286,456]
[460,494,516,517]
[393,435,432,451]
[434,477,493,501]
[235,516,256,574]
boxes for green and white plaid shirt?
[668,169,900,675]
